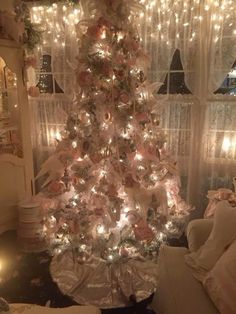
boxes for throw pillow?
[185,201,236,278]
[203,238,236,314]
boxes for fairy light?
[107,254,114,261]
[135,0,236,46]
[72,141,77,148]
[101,29,106,39]
[134,153,143,161]
[97,224,105,234]
[158,232,164,240]
[29,0,236,259]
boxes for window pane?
[204,102,236,161]
[36,54,64,94]
[157,49,192,95]
[169,72,191,94]
[214,60,236,95]
[170,49,183,71]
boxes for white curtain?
[28,1,236,214]
[138,0,236,215]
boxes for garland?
[13,1,42,51]
[12,0,80,51]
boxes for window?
[155,49,194,198]
[158,50,191,95]
[36,54,64,94]
[204,59,236,163]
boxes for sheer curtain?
[138,0,236,214]
[27,3,81,190]
[28,0,236,214]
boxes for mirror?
[0,56,22,157]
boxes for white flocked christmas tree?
[37,0,192,262]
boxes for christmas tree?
[37,0,192,262]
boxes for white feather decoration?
[35,155,65,187]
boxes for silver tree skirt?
[50,250,159,308]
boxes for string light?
[97,224,105,234]
[30,0,236,262]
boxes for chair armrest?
[187,219,213,252]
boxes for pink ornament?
[47,180,65,195]
[77,71,93,87]
[119,247,129,257]
[133,224,154,241]
[28,86,40,97]
[135,112,150,123]
[41,198,58,211]
[120,92,129,104]
[126,210,140,224]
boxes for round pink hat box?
[18,202,46,252]
[18,202,41,222]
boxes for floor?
[0,231,156,314]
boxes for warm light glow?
[97,224,105,234]
[50,129,62,142]
[107,254,113,261]
[222,137,231,152]
[165,221,173,230]
[101,29,106,39]
[134,153,143,161]
[72,141,77,148]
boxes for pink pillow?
[185,201,236,277]
[203,239,236,314]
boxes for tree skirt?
[50,251,159,308]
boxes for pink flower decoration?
[28,86,40,97]
[87,24,103,40]
[94,207,104,216]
